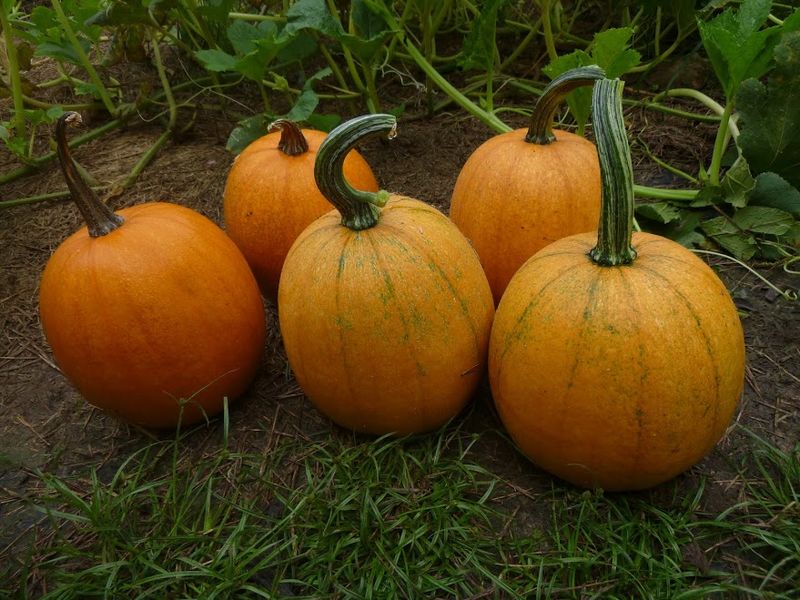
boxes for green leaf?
[736,32,800,188]
[227,20,277,56]
[286,88,319,122]
[306,113,341,132]
[697,0,781,97]
[277,32,318,64]
[749,172,800,217]
[542,27,638,133]
[284,0,343,38]
[194,49,238,72]
[590,28,641,78]
[337,0,392,64]
[701,216,757,259]
[732,206,794,235]
[635,202,681,224]
[459,0,508,71]
[720,154,755,208]
[226,114,270,155]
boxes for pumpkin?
[39,112,266,428]
[488,80,746,491]
[223,119,379,300]
[450,66,605,304]
[278,114,494,436]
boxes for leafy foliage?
[543,27,640,133]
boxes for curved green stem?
[708,100,733,187]
[539,0,559,62]
[51,0,117,116]
[372,4,510,133]
[526,65,605,144]
[268,119,308,156]
[589,79,637,267]
[314,114,394,231]
[56,113,123,237]
[691,250,797,301]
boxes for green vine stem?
[56,113,123,237]
[588,78,637,267]
[525,65,605,144]
[121,32,175,190]
[50,0,117,117]
[691,249,797,301]
[372,3,508,133]
[314,114,394,231]
[268,119,309,156]
[0,2,26,139]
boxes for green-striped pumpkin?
[488,79,746,491]
[278,114,495,435]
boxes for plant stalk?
[314,114,394,231]
[50,0,118,116]
[589,78,637,267]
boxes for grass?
[2,420,798,599]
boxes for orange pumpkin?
[450,66,604,304]
[223,119,379,300]
[488,80,746,491]
[278,114,494,435]
[39,112,266,428]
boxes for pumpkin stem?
[56,112,123,237]
[268,119,309,156]
[525,65,605,145]
[588,78,637,267]
[314,114,393,231]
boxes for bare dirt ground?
[1,72,798,575]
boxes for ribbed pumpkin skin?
[39,202,266,428]
[450,128,601,304]
[279,196,495,435]
[223,129,379,300]
[489,231,745,491]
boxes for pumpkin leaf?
[226,114,270,154]
[736,32,800,189]
[590,28,641,79]
[635,202,681,224]
[732,206,794,236]
[284,0,343,38]
[697,0,780,97]
[720,154,755,208]
[194,49,238,73]
[306,113,341,132]
[227,20,278,56]
[701,216,757,260]
[285,68,331,122]
[459,0,509,71]
[542,27,639,133]
[749,172,800,217]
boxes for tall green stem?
[51,0,117,116]
[589,79,637,267]
[314,114,394,231]
[0,2,25,138]
[708,100,733,187]
[56,113,123,237]
[539,0,559,62]
[526,65,605,144]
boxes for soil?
[1,61,798,584]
